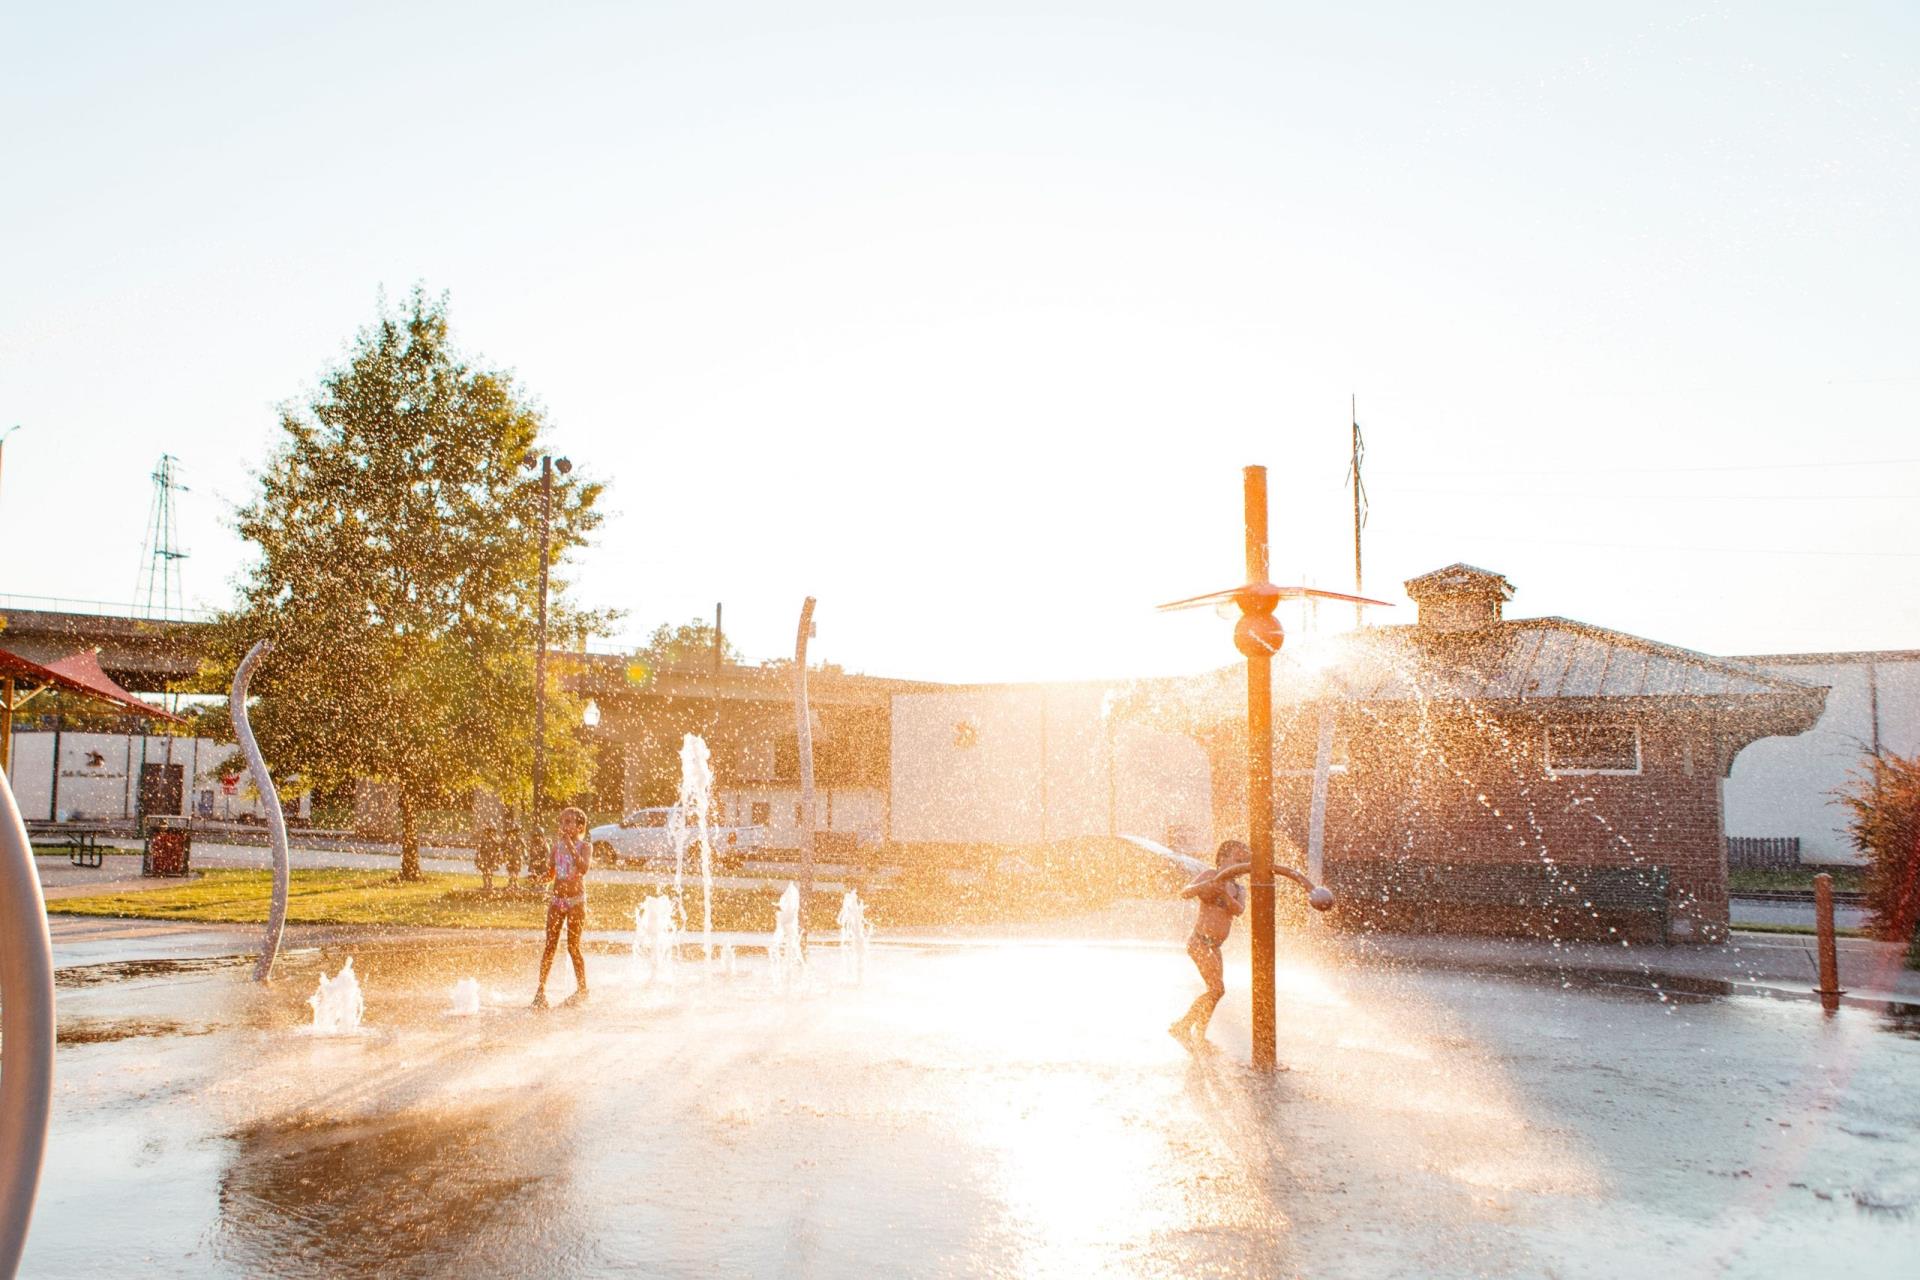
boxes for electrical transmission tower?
[134,454,189,619]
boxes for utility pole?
[135,455,189,620]
[527,452,573,824]
[1348,396,1366,630]
[713,602,724,672]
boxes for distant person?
[1169,839,1254,1050]
[532,807,592,1009]
[474,820,503,892]
[501,806,527,891]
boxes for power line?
[1374,488,1920,502]
[1439,534,1920,559]
[1375,457,1920,478]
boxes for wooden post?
[1814,872,1843,1011]
[1244,466,1277,1069]
[0,677,12,776]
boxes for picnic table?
[24,821,119,869]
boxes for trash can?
[144,821,192,877]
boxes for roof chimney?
[1404,563,1513,632]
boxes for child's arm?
[1180,871,1222,899]
[557,838,589,896]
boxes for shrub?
[1836,750,1920,966]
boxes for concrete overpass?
[0,607,211,695]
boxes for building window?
[751,801,771,826]
[1545,723,1641,776]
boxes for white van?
[589,806,769,868]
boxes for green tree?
[207,289,609,879]
[634,617,742,676]
[1837,749,1920,966]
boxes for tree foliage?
[1837,749,1920,963]
[635,617,742,676]
[206,289,609,877]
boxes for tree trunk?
[398,786,422,882]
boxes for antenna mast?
[135,454,189,619]
[1346,396,1367,628]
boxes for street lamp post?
[527,452,572,827]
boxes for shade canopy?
[0,646,187,724]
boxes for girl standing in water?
[533,807,592,1009]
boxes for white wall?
[716,785,885,848]
[889,684,1212,851]
[4,730,306,823]
[1724,655,1920,863]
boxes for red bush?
[1837,750,1920,963]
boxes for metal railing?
[0,592,216,623]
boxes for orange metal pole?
[1244,466,1277,1069]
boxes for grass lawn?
[33,846,139,857]
[1732,922,1867,939]
[46,869,900,933]
[1727,866,1867,894]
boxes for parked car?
[589,806,769,868]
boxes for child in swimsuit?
[533,807,592,1009]
[1170,839,1254,1048]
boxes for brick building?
[1185,564,1827,943]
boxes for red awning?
[0,646,188,724]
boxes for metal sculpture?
[232,640,292,983]
[0,769,54,1278]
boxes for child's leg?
[537,904,563,991]
[566,905,587,991]
[1174,937,1226,1037]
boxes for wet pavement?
[22,915,1920,1278]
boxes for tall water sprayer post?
[233,639,292,983]
[1239,465,1279,1070]
[794,597,818,917]
[0,766,55,1277]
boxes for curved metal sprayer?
[0,766,55,1277]
[233,640,292,983]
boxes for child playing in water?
[1170,839,1254,1049]
[533,807,592,1009]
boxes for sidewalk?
[34,845,882,896]
[1351,928,1920,1004]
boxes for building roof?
[1296,617,1828,705]
[1731,649,1920,667]
[1402,562,1514,602]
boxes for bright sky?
[2,2,1915,683]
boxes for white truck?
[589,806,770,868]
